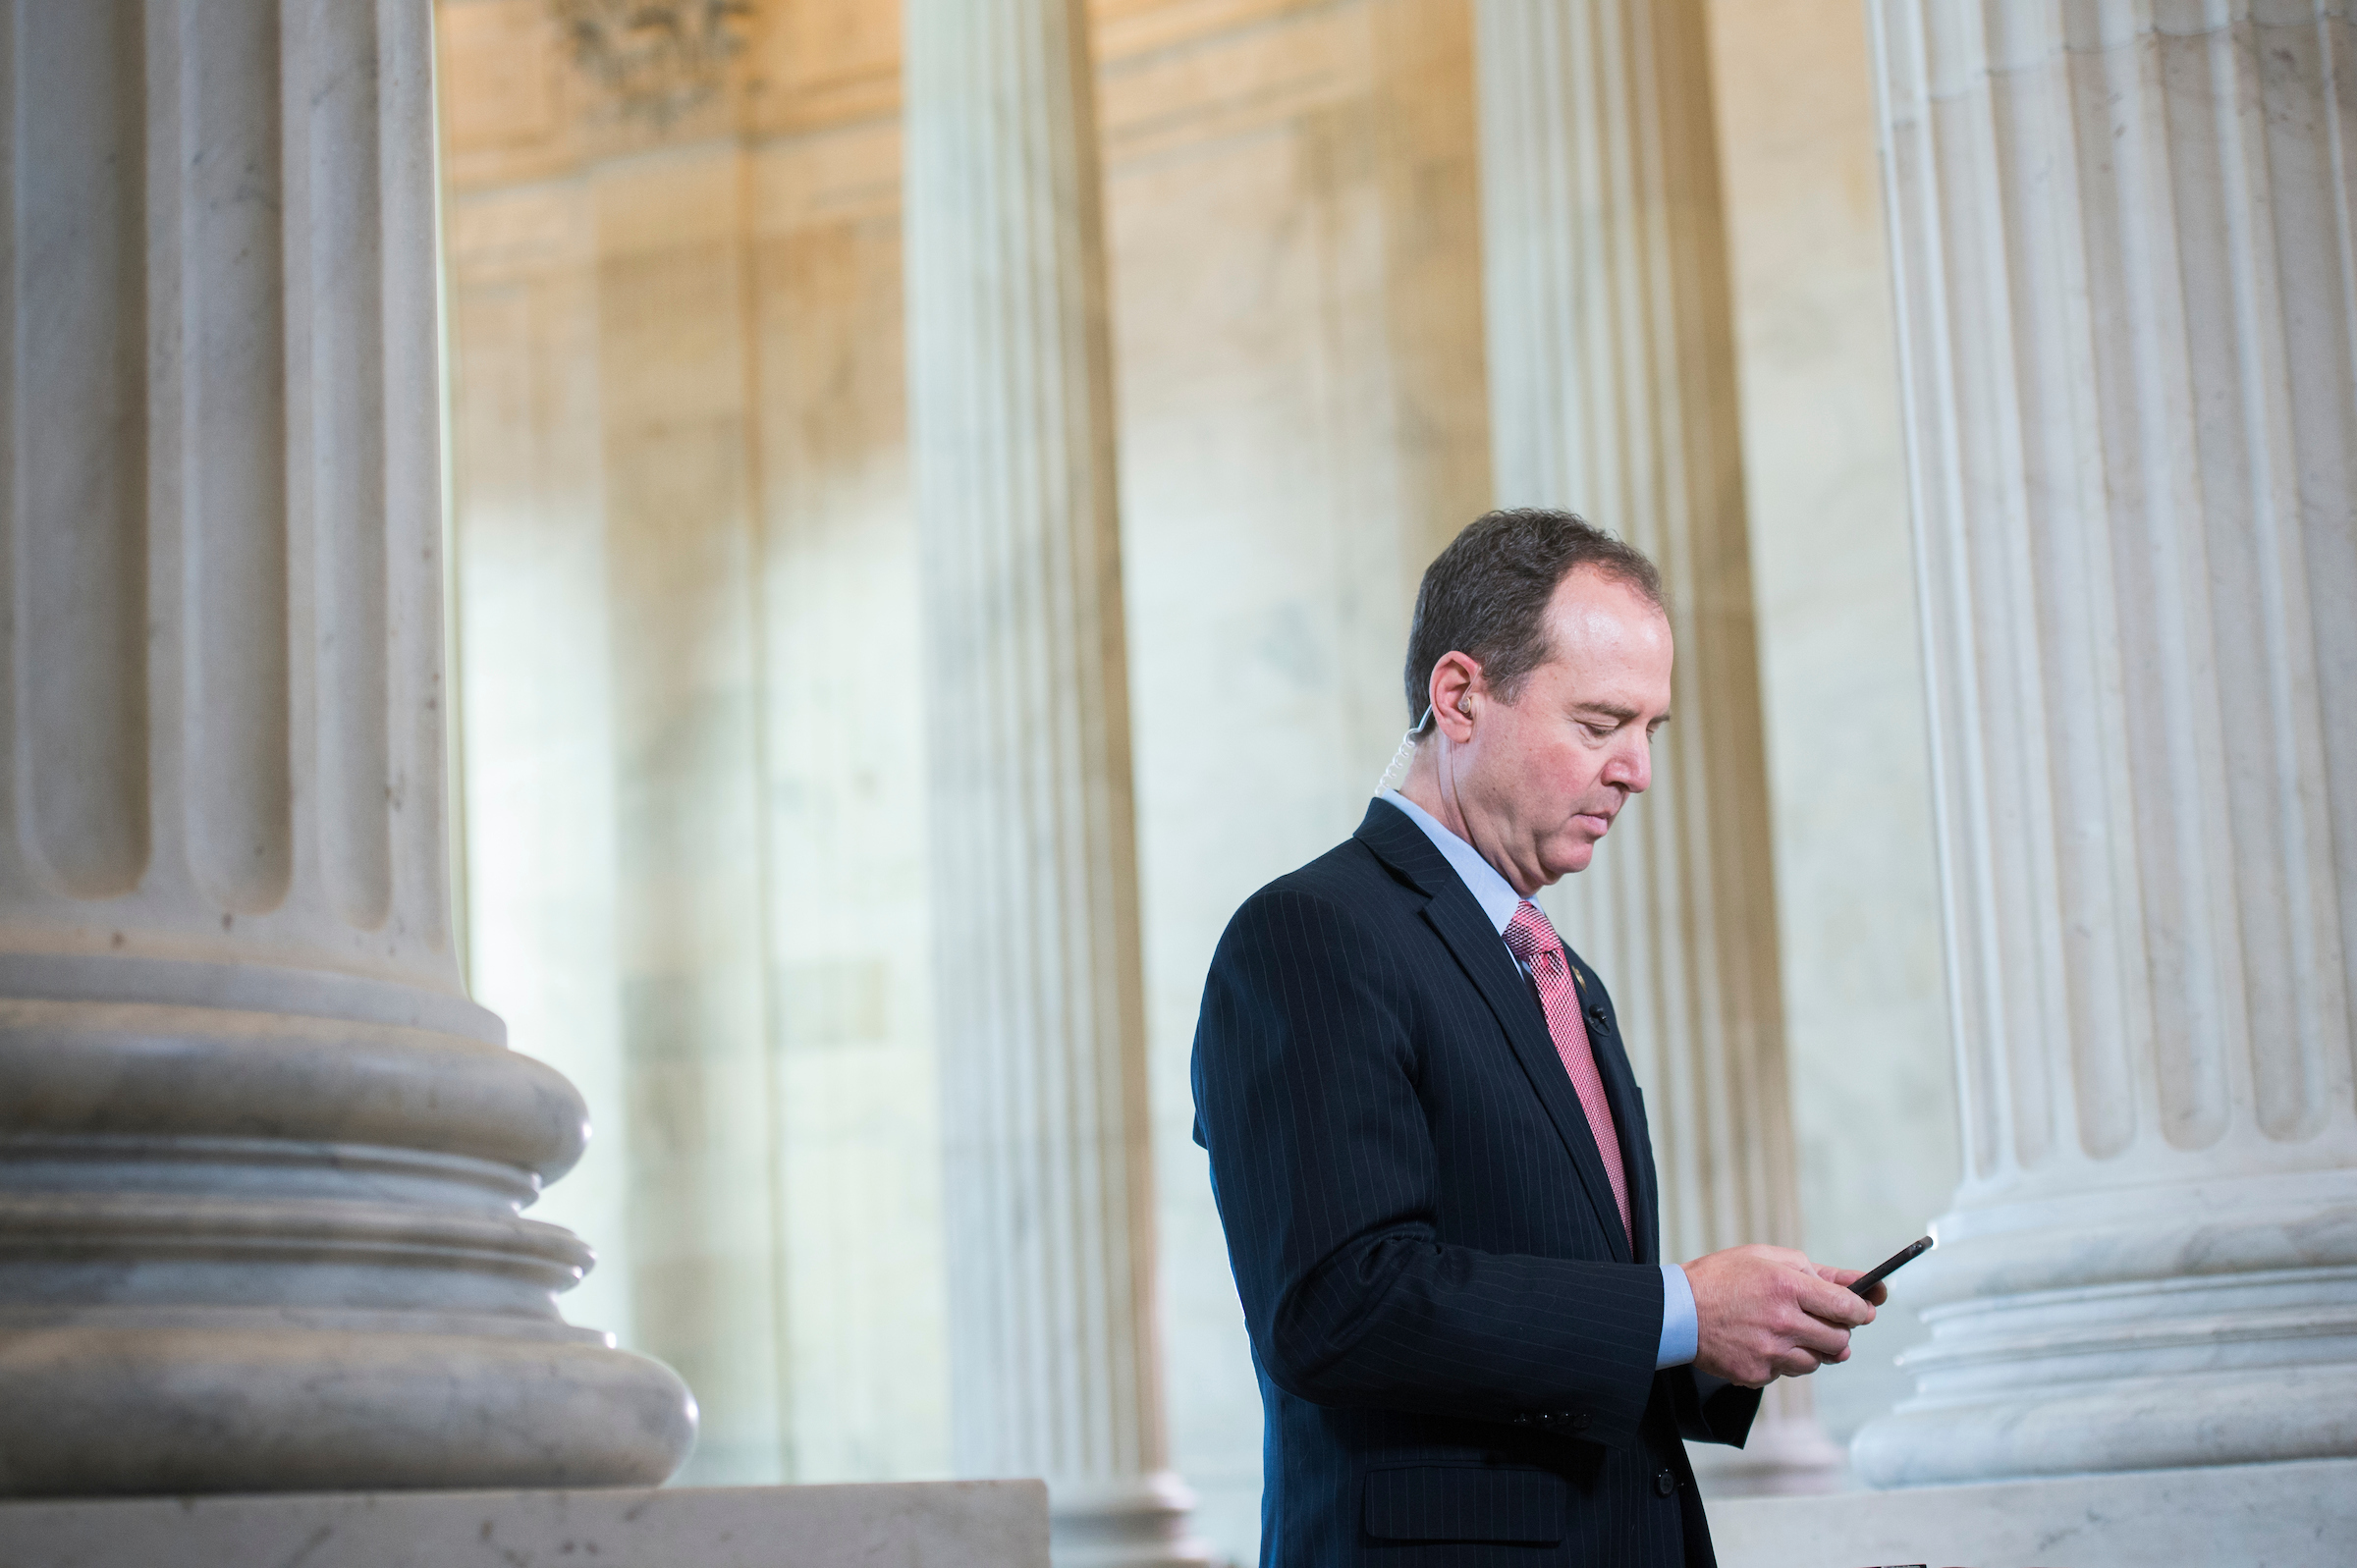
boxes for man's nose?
[1606,733,1652,794]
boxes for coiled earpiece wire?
[1376,705,1436,793]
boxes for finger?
[1787,1317,1852,1362]
[1797,1276,1875,1326]
[1815,1266,1891,1307]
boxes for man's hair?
[1403,508,1664,727]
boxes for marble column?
[1851,1,2357,1486]
[0,0,693,1495]
[902,2,1204,1563]
[1474,0,1841,1491]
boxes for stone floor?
[0,1480,1048,1568]
[1708,1457,2357,1568]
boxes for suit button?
[1571,1413,1592,1433]
[1510,1413,1533,1427]
[1654,1469,1677,1497]
[1588,1004,1610,1029]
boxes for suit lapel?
[1354,801,1636,1266]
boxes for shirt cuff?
[1657,1263,1699,1371]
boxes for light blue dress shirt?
[1381,789,1700,1372]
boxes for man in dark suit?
[1192,511,1883,1566]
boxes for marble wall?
[438,0,1951,1556]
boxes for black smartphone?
[1850,1235,1933,1297]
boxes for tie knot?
[1504,901,1561,964]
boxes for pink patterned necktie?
[1503,900,1631,1245]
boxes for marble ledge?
[1708,1456,2357,1568]
[0,1479,1048,1568]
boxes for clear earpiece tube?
[1375,706,1435,792]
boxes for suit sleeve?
[1667,1368,1763,1446]
[1191,886,1663,1445]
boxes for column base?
[1849,1174,2357,1487]
[1048,1473,1213,1568]
[0,1480,1050,1568]
[1707,1456,2357,1568]
[1852,1359,2357,1488]
[0,1314,694,1496]
[0,982,697,1497]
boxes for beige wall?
[440,0,1953,1552]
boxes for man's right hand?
[1683,1244,1875,1386]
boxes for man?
[1191,510,1883,1566]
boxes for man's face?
[1453,567,1673,892]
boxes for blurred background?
[432,2,1957,1559]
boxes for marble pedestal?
[0,1481,1048,1568]
[1708,1456,2356,1568]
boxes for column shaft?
[0,0,692,1496]
[1475,0,1836,1487]
[1854,0,2357,1485]
[902,1,1202,1562]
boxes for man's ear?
[1428,653,1482,744]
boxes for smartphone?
[1850,1235,1933,1297]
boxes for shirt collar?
[1380,789,1523,937]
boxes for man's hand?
[1684,1245,1877,1386]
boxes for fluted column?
[902,3,1203,1564]
[0,1,693,1495]
[1475,0,1839,1491]
[1852,1,2357,1486]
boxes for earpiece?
[1375,707,1436,791]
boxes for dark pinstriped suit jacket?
[1192,799,1759,1567]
